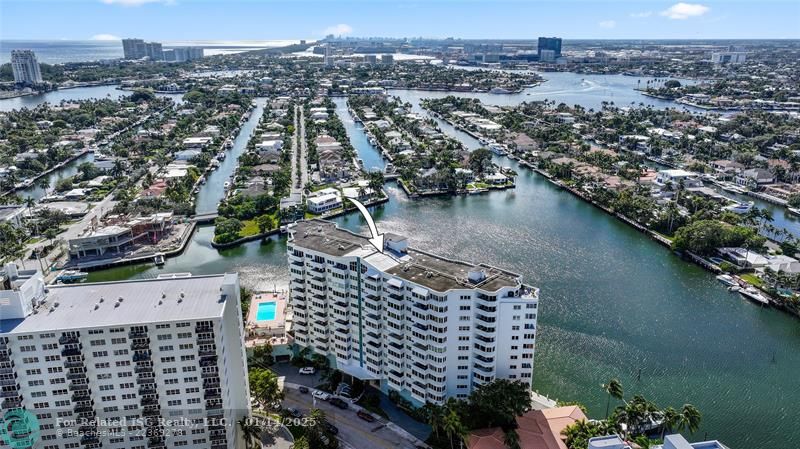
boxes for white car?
[312,390,331,401]
[299,367,316,375]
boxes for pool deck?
[245,292,288,347]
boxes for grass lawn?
[25,237,43,244]
[740,273,765,288]
[653,231,674,241]
[239,220,260,238]
[309,183,335,192]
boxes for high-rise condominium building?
[144,42,164,61]
[537,37,562,62]
[287,220,539,406]
[0,271,250,449]
[122,38,146,60]
[10,50,43,85]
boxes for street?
[282,386,419,449]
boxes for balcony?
[133,351,151,362]
[136,376,156,385]
[74,405,93,414]
[1,398,22,409]
[71,391,90,402]
[59,335,79,345]
[68,383,89,391]
[61,347,81,357]
[204,390,221,400]
[0,378,18,387]
[139,386,157,395]
[134,365,153,374]
[143,408,161,417]
[141,397,158,406]
[129,330,147,339]
[64,359,85,368]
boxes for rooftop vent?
[425,271,434,278]
[99,297,104,303]
[162,292,166,299]
[114,302,120,308]
[158,300,163,305]
[117,297,123,303]
[94,304,99,310]
[180,291,185,299]
[53,302,59,308]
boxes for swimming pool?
[255,301,277,321]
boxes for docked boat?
[721,183,747,194]
[153,253,165,266]
[488,143,507,155]
[56,270,88,283]
[223,181,231,190]
[716,274,737,287]
[739,287,770,306]
[368,137,377,146]
[722,201,754,214]
[217,152,226,160]
[789,207,800,216]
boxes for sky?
[1,0,798,41]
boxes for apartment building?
[10,50,43,85]
[287,220,539,406]
[0,273,249,449]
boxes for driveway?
[282,387,419,449]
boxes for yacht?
[788,207,800,217]
[223,181,231,190]
[716,274,737,287]
[488,143,507,155]
[722,201,754,214]
[56,270,88,284]
[721,182,747,194]
[739,287,770,306]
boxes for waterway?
[194,97,267,214]
[0,85,184,112]
[26,74,800,449]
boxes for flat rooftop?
[291,220,521,293]
[0,275,234,334]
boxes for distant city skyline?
[1,1,798,41]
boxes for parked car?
[357,410,376,422]
[298,386,309,394]
[324,421,339,435]
[299,367,316,375]
[287,407,302,418]
[329,397,349,409]
[312,390,331,401]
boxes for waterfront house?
[306,189,343,214]
[182,136,213,149]
[467,406,586,449]
[0,205,26,228]
[734,168,774,188]
[654,170,704,189]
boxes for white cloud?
[100,0,173,6]
[322,24,353,37]
[630,11,653,18]
[660,3,710,20]
[91,34,121,41]
[598,20,617,29]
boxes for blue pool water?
[256,302,277,321]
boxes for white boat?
[368,137,377,146]
[217,152,226,160]
[488,143,507,155]
[721,183,747,194]
[153,253,165,266]
[788,207,800,216]
[716,274,737,287]
[722,201,754,214]
[739,287,770,306]
[56,270,88,283]
[223,181,231,189]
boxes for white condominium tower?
[287,220,539,405]
[10,50,43,85]
[0,272,249,449]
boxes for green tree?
[255,214,275,235]
[442,406,466,449]
[677,404,702,434]
[660,406,680,439]
[248,368,283,409]
[603,378,624,418]
[238,417,261,449]
[467,379,532,428]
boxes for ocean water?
[0,40,300,64]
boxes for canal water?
[13,74,799,449]
[194,97,267,214]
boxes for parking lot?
[282,386,420,449]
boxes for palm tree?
[660,406,680,439]
[603,378,624,418]
[677,403,702,434]
[423,402,445,439]
[238,417,261,449]
[442,407,466,449]
[24,196,38,238]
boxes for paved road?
[298,107,309,187]
[289,106,302,198]
[282,387,418,449]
